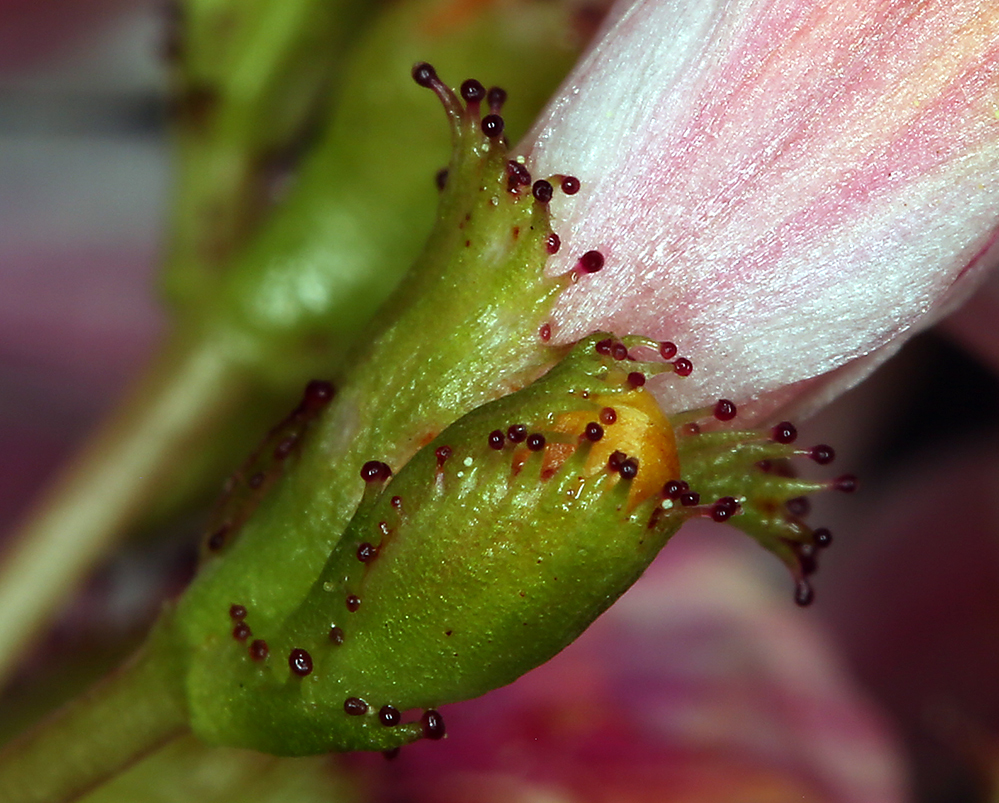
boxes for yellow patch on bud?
[515,387,679,511]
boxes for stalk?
[0,626,188,803]
[0,331,251,686]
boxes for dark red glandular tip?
[710,496,740,522]
[583,422,604,442]
[796,543,818,576]
[249,640,269,661]
[232,622,251,642]
[329,626,345,645]
[595,338,613,355]
[460,78,485,102]
[539,323,552,342]
[627,371,646,388]
[713,399,737,421]
[794,579,814,607]
[619,457,639,479]
[578,250,604,273]
[481,114,504,137]
[487,86,507,112]
[273,435,297,460]
[560,175,580,195]
[507,424,528,443]
[833,474,858,493]
[391,495,403,509]
[786,497,810,517]
[356,542,378,563]
[344,697,368,716]
[607,450,627,472]
[546,233,561,254]
[229,604,247,621]
[289,648,313,677]
[346,594,361,612]
[532,180,553,203]
[379,705,401,727]
[673,358,693,377]
[421,709,446,740]
[506,160,531,190]
[610,342,628,361]
[301,379,335,412]
[435,168,448,191]
[810,444,835,464]
[435,445,452,467]
[488,430,505,449]
[680,491,700,506]
[813,527,833,548]
[412,62,437,87]
[659,341,677,360]
[361,460,392,483]
[772,421,798,444]
[600,407,617,425]
[526,433,546,451]
[207,525,228,552]
[662,480,689,500]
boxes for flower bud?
[182,334,690,754]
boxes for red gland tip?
[659,341,677,360]
[361,460,392,482]
[507,424,528,443]
[713,399,737,421]
[481,114,504,138]
[486,86,507,112]
[412,62,438,87]
[772,421,797,444]
[673,358,693,376]
[301,379,335,411]
[532,180,553,203]
[289,648,313,677]
[560,175,580,194]
[794,579,815,607]
[833,474,858,493]
[421,709,446,740]
[578,250,604,273]
[810,444,835,464]
[460,78,485,103]
[662,479,689,500]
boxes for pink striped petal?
[521,0,999,414]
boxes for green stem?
[0,629,188,803]
[0,332,249,686]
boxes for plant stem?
[0,628,188,803]
[0,332,249,686]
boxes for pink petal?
[521,0,999,414]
